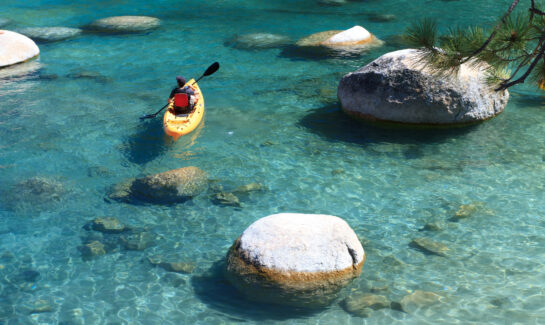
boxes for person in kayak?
[169,76,196,114]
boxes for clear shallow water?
[1,0,545,323]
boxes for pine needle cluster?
[404,0,545,91]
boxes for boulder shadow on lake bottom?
[120,118,169,165]
[191,260,322,321]
[298,104,479,146]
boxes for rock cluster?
[226,213,365,307]
[338,49,509,125]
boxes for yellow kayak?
[163,79,204,141]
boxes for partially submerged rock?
[0,30,40,68]
[86,16,160,34]
[297,25,382,48]
[226,213,365,307]
[410,237,449,257]
[338,49,509,125]
[226,33,291,50]
[17,27,82,43]
[293,26,382,58]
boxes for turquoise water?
[2,0,545,323]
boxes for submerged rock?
[109,167,208,204]
[0,30,40,68]
[318,0,347,6]
[227,33,291,50]
[213,192,241,207]
[78,240,106,258]
[86,16,160,34]
[8,176,65,207]
[0,18,11,28]
[453,203,480,220]
[366,13,396,22]
[399,290,442,313]
[87,217,129,233]
[17,27,82,43]
[130,166,208,203]
[419,221,444,232]
[147,256,195,274]
[232,182,264,194]
[338,49,509,125]
[119,231,154,251]
[341,293,390,317]
[66,70,111,83]
[226,213,365,308]
[410,237,449,257]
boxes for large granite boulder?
[0,30,39,68]
[17,27,82,43]
[226,213,365,308]
[338,49,509,125]
[109,166,208,203]
[86,16,160,34]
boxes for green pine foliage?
[404,1,545,91]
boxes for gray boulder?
[226,213,365,307]
[86,16,160,34]
[0,30,39,68]
[338,49,509,125]
[17,27,82,43]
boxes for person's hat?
[176,76,186,85]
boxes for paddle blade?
[204,62,220,76]
[139,114,155,120]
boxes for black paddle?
[139,62,220,120]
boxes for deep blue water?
[1,0,545,323]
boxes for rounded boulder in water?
[0,30,39,68]
[226,213,365,308]
[86,16,160,34]
[227,33,291,50]
[338,49,509,125]
[17,27,82,43]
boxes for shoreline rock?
[226,213,365,307]
[0,30,40,68]
[338,49,509,126]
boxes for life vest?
[174,93,189,108]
